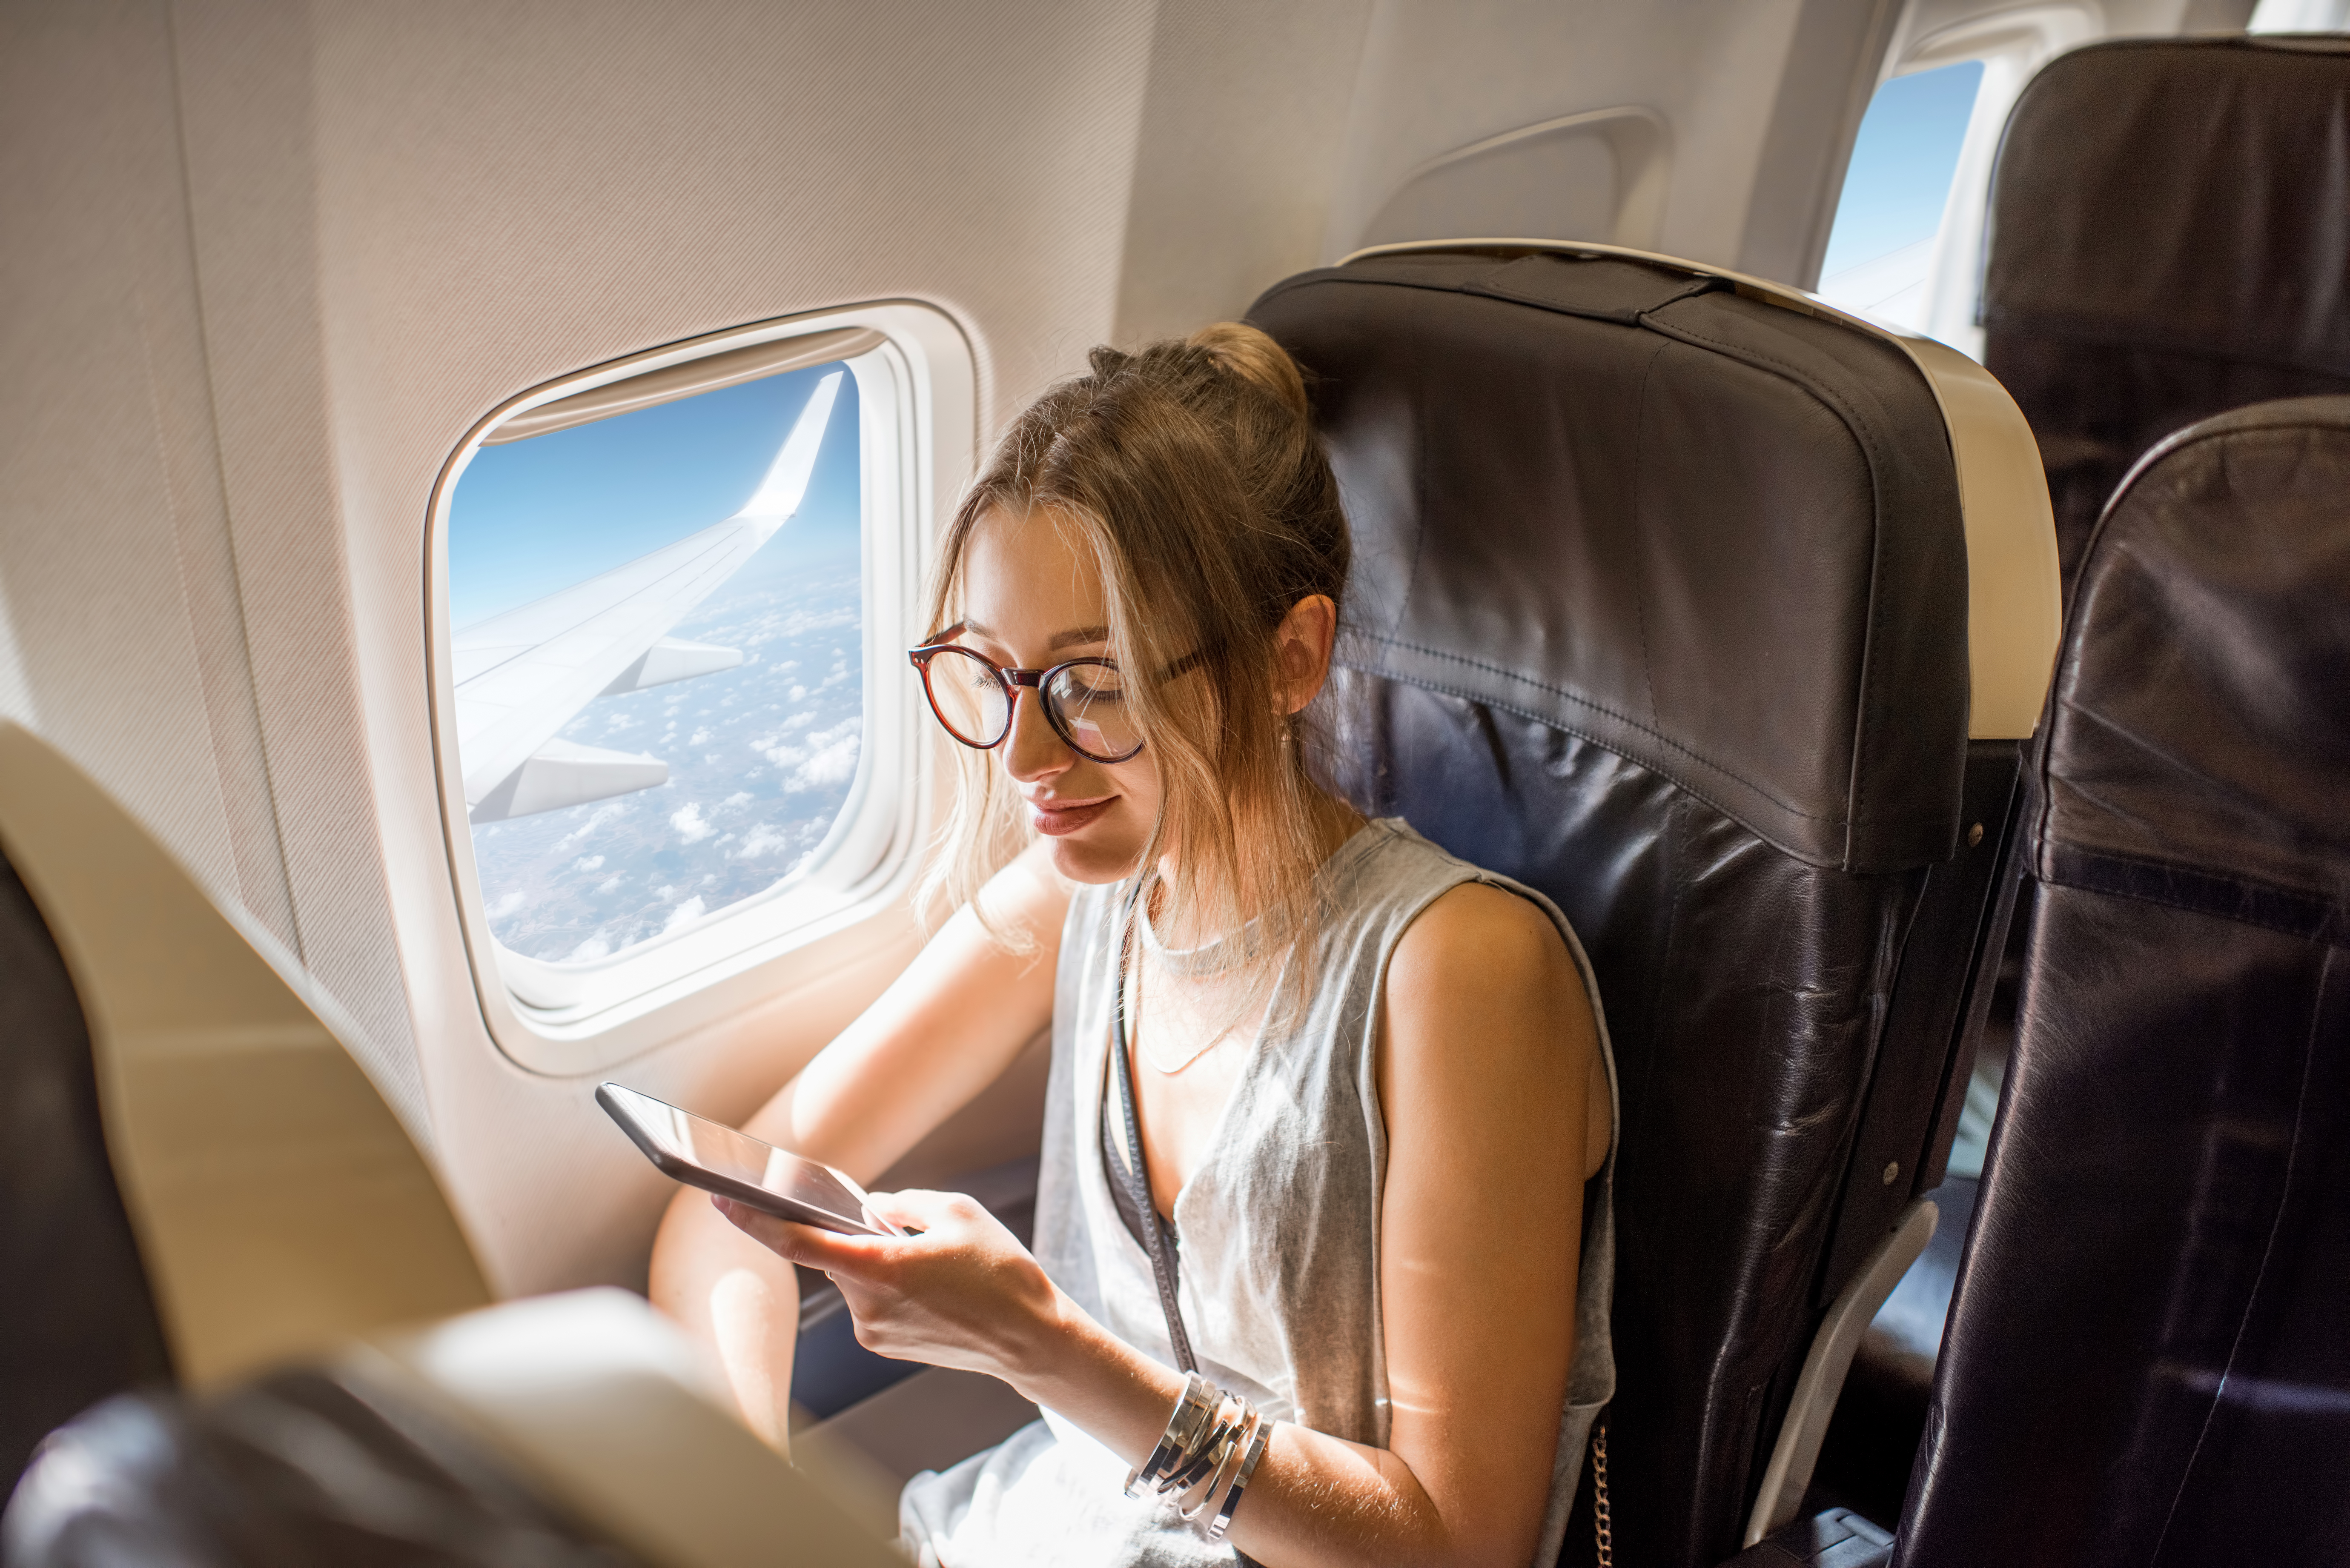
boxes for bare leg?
[650,1184,803,1450]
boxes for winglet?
[734,369,845,522]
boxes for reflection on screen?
[608,1084,873,1229]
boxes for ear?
[1271,594,1339,715]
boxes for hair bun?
[1187,322,1310,421]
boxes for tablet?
[596,1082,901,1237]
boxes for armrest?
[355,1288,900,1568]
[1719,1506,1894,1568]
[1745,1198,1938,1542]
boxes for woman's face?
[953,507,1164,885]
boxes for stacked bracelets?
[1125,1371,1274,1540]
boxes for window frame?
[426,302,972,1073]
[1852,5,2102,357]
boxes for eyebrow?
[954,618,1112,653]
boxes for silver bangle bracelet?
[1207,1416,1272,1541]
[1162,1392,1245,1496]
[1179,1404,1257,1523]
[1126,1372,1218,1498]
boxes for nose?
[1002,683,1072,783]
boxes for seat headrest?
[2033,397,2350,945]
[1986,37,2350,377]
[1252,250,1975,872]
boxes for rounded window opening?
[449,358,865,967]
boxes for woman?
[649,323,1616,1568]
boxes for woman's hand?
[711,1190,1069,1390]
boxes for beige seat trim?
[0,721,489,1387]
[352,1290,903,1568]
[1337,239,2064,741]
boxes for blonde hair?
[920,322,1350,997]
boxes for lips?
[1029,794,1114,836]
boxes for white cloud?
[594,874,623,894]
[671,802,713,844]
[789,684,808,701]
[689,728,711,745]
[756,717,863,794]
[661,896,706,934]
[572,855,605,872]
[790,732,860,791]
[558,801,627,847]
[487,888,529,918]
[722,791,753,808]
[653,883,682,900]
[734,823,789,858]
[565,933,612,962]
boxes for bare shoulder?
[1386,880,1587,1024]
[1383,879,1606,1174]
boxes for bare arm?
[648,841,1071,1444]
[723,879,1602,1567]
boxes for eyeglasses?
[908,636,1146,764]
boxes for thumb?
[865,1187,985,1234]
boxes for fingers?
[711,1195,891,1274]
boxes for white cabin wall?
[1323,0,1826,270]
[0,5,310,987]
[1112,0,1378,345]
[292,0,1172,1291]
[9,0,2241,1296]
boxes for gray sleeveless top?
[899,819,1618,1568]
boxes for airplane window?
[1816,61,1987,334]
[446,361,863,967]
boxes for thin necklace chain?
[1126,944,1245,1075]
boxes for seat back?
[1250,246,2055,1568]
[0,722,488,1400]
[0,849,170,1488]
[1897,398,2350,1564]
[1983,35,2350,581]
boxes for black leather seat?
[1897,398,2350,1564]
[1983,34,2350,583]
[1251,247,2034,1568]
[0,851,170,1491]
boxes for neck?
[1146,787,1366,944]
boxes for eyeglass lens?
[920,648,1141,763]
[922,646,1012,749]
[1046,660,1138,761]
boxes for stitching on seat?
[1636,310,1919,860]
[1333,657,1848,861]
[1350,634,1839,822]
[1630,336,1671,727]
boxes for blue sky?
[1820,60,1985,279]
[447,362,863,628]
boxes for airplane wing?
[453,369,844,822]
